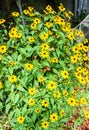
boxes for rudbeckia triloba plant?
[0,3,89,130]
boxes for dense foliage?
[0,3,89,130]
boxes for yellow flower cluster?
[30,17,40,30]
[9,27,22,38]
[41,113,58,128]
[23,6,34,16]
[44,5,55,14]
[0,3,89,130]
[40,43,49,58]
[75,66,89,85]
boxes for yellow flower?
[75,99,79,106]
[24,63,33,71]
[46,5,53,11]
[42,99,48,107]
[50,113,58,122]
[58,3,66,12]
[11,27,18,32]
[28,98,35,106]
[38,76,45,82]
[53,90,61,98]
[82,68,88,76]
[76,53,81,61]
[40,51,49,58]
[0,82,3,89]
[50,57,58,63]
[61,70,68,79]
[60,110,65,117]
[40,43,50,51]
[28,88,35,95]
[23,9,29,15]
[16,33,22,39]
[28,6,34,12]
[35,108,40,113]
[29,13,35,17]
[72,46,79,53]
[0,19,5,24]
[47,80,57,90]
[9,75,17,83]
[68,32,75,40]
[76,66,82,73]
[57,17,65,25]
[34,18,40,24]
[72,90,76,96]
[75,73,81,79]
[80,98,86,105]
[29,37,35,43]
[67,97,76,106]
[68,11,74,16]
[9,31,17,38]
[71,55,77,64]
[30,23,37,29]
[62,90,68,97]
[84,111,89,119]
[64,12,70,19]
[12,12,19,17]
[62,26,70,32]
[41,121,49,129]
[83,46,89,52]
[77,43,83,50]
[8,61,16,67]
[40,33,48,41]
[79,77,86,85]
[0,45,7,54]
[84,38,88,44]
[76,30,84,37]
[17,116,25,124]
[45,22,52,28]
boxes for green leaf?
[17,55,22,62]
[6,103,11,114]
[0,102,3,111]
[56,48,60,58]
[59,61,65,68]
[8,111,15,119]
[50,98,54,105]
[9,92,15,103]
[40,61,50,68]
[52,69,59,74]
[37,23,43,30]
[58,32,65,37]
[25,45,32,52]
[60,117,68,122]
[35,126,42,130]
[47,36,54,43]
[19,48,26,55]
[17,86,26,92]
[44,15,50,21]
[14,94,20,104]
